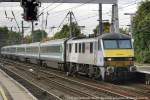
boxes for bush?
[135,52,144,63]
[143,51,150,63]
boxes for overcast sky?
[0,0,142,37]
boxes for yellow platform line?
[0,86,8,100]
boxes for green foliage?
[53,23,81,39]
[31,29,48,42]
[7,31,22,45]
[0,27,9,47]
[93,22,110,35]
[24,35,32,43]
[0,27,48,45]
[143,51,150,63]
[0,27,9,34]
[0,27,22,46]
[119,28,129,34]
[133,0,150,63]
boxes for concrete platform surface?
[0,69,37,100]
[136,64,150,74]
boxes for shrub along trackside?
[133,0,150,63]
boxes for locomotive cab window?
[103,40,118,49]
[118,40,132,48]
[103,39,132,49]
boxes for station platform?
[136,64,150,84]
[0,69,37,100]
[136,64,150,74]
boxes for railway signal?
[21,0,41,21]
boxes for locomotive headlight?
[107,58,112,61]
[129,66,136,72]
[106,67,114,75]
[128,57,133,61]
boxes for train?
[1,33,136,81]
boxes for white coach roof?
[0,0,117,4]
[41,39,66,46]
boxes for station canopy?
[0,0,117,4]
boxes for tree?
[132,0,150,63]
[7,31,22,45]
[0,27,22,46]
[31,29,48,42]
[24,35,32,43]
[53,23,81,39]
[93,22,110,35]
[0,27,9,47]
[0,27,9,35]
[119,28,129,35]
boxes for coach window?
[75,43,77,53]
[79,43,81,53]
[41,46,46,53]
[47,46,61,53]
[90,42,93,53]
[82,43,85,53]
[69,44,72,53]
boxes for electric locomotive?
[66,33,135,81]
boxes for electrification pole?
[124,13,135,38]
[111,4,115,33]
[69,11,73,38]
[31,21,34,42]
[41,12,44,41]
[45,12,49,29]
[12,11,20,32]
[111,4,119,33]
[98,3,103,36]
[21,21,24,44]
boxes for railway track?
[0,64,62,100]
[0,63,97,99]
[0,58,149,100]
[38,70,150,100]
[0,58,115,99]
[118,83,150,98]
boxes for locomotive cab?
[99,33,136,81]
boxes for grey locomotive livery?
[1,33,136,81]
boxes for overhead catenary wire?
[1,0,142,34]
[46,0,139,18]
[58,12,70,29]
[119,0,141,6]
[44,0,140,28]
[45,3,63,13]
[72,12,78,25]
[50,0,140,34]
[4,10,14,21]
[11,10,20,32]
[40,0,98,18]
[41,0,65,12]
[38,3,64,29]
[37,0,98,35]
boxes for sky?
[0,0,142,37]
